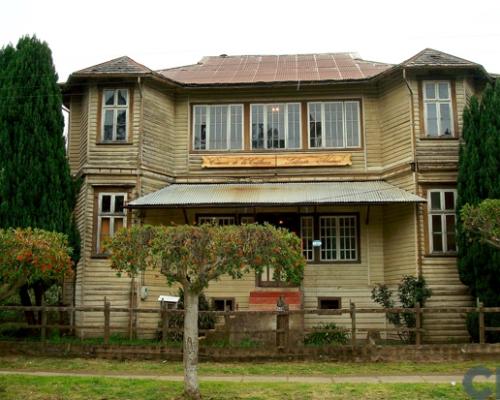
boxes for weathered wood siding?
[383,203,417,284]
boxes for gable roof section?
[157,53,393,85]
[73,56,153,75]
[401,48,479,68]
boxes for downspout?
[402,68,422,277]
[137,77,145,288]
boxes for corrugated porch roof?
[128,181,425,208]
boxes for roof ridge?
[74,55,152,75]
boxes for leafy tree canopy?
[461,199,500,249]
[0,228,73,302]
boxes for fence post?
[478,301,485,345]
[161,302,168,344]
[350,302,357,347]
[40,300,47,343]
[415,303,421,345]
[104,297,110,345]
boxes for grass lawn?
[0,355,498,377]
[0,375,494,400]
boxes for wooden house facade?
[62,49,492,342]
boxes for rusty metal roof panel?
[157,53,392,85]
[128,181,425,208]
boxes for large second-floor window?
[102,89,128,142]
[308,101,361,149]
[251,103,301,149]
[423,81,453,137]
[193,104,243,150]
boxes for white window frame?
[319,215,358,262]
[307,101,361,149]
[427,189,457,254]
[300,216,314,261]
[250,103,302,150]
[192,104,244,151]
[423,80,454,137]
[96,192,127,254]
[101,89,129,142]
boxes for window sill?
[420,136,458,140]
[424,253,457,258]
[97,141,133,145]
[91,253,109,259]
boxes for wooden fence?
[1,300,499,347]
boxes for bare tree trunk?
[183,288,200,399]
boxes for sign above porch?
[201,153,352,169]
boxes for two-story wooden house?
[62,49,492,342]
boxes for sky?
[1,0,500,82]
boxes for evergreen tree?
[457,81,500,341]
[0,36,79,310]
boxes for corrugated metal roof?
[158,53,393,85]
[128,181,425,208]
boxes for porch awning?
[128,181,425,208]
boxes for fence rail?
[1,300,499,346]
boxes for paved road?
[0,369,494,384]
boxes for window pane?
[194,106,207,150]
[320,217,337,261]
[430,192,441,210]
[425,83,436,99]
[267,104,285,149]
[345,102,360,147]
[115,195,125,213]
[251,105,265,148]
[446,214,456,252]
[209,106,228,149]
[229,105,243,150]
[426,103,438,136]
[438,82,449,99]
[104,90,115,106]
[309,103,322,148]
[324,102,343,148]
[339,216,357,260]
[300,217,314,261]
[431,215,443,252]
[104,110,114,141]
[287,104,300,149]
[117,89,128,105]
[444,192,455,210]
[114,217,124,233]
[440,103,452,136]
[99,217,111,251]
[101,195,111,213]
[116,110,127,140]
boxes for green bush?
[304,323,349,346]
[371,275,431,343]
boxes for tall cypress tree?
[0,36,79,307]
[457,81,500,340]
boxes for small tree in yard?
[0,228,73,302]
[371,275,431,343]
[106,223,305,399]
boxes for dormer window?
[102,89,128,142]
[423,81,453,137]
